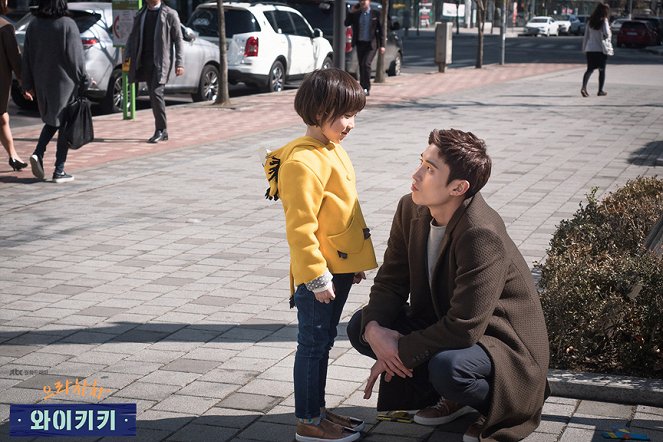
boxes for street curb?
[548,369,663,407]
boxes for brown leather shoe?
[414,398,474,426]
[462,414,486,442]
[323,409,365,431]
[295,418,360,442]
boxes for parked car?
[569,14,587,35]
[524,16,559,36]
[11,2,220,113]
[187,2,334,92]
[616,20,658,47]
[282,0,403,77]
[633,15,663,45]
[610,17,629,34]
[552,14,575,34]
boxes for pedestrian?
[347,128,550,442]
[22,0,89,183]
[0,0,27,171]
[262,68,377,442]
[581,3,611,97]
[344,0,385,96]
[124,0,183,143]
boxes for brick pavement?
[0,62,662,442]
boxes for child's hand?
[315,288,336,304]
[353,272,366,284]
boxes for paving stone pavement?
[0,62,662,441]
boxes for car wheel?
[192,64,219,102]
[265,60,285,93]
[102,69,123,114]
[321,56,333,70]
[10,81,37,111]
[387,52,402,76]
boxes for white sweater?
[582,18,611,52]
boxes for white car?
[188,2,334,92]
[524,16,560,36]
[553,14,575,34]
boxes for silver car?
[12,2,220,113]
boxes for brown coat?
[362,193,550,441]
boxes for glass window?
[290,12,313,37]
[274,10,296,34]
[187,8,260,38]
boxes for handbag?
[601,37,614,56]
[63,95,94,150]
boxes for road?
[8,32,660,128]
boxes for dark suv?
[283,0,403,77]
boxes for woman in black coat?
[22,0,88,183]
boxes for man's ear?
[450,180,470,197]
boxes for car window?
[70,11,102,33]
[187,8,260,37]
[621,21,645,30]
[274,10,296,34]
[290,11,313,37]
[263,10,279,32]
[531,18,547,23]
[289,2,333,35]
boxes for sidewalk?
[1,62,662,442]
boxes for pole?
[456,0,460,34]
[333,0,346,69]
[500,0,506,64]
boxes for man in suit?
[347,129,550,441]
[124,0,183,143]
[344,0,385,96]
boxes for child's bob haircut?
[294,68,366,127]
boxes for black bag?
[63,96,94,150]
[377,364,439,411]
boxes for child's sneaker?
[296,418,360,442]
[323,409,365,431]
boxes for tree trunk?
[374,0,389,83]
[215,0,230,105]
[475,0,486,68]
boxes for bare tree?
[475,0,488,68]
[215,0,230,105]
[374,0,389,83]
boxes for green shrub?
[536,176,663,378]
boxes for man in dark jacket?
[344,0,384,95]
[124,0,183,143]
[348,129,550,442]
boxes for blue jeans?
[294,273,354,420]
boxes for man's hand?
[314,287,335,304]
[353,271,366,284]
[364,360,392,399]
[379,47,386,55]
[176,66,184,76]
[364,321,413,378]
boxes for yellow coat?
[264,136,377,292]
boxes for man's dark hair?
[294,68,366,127]
[588,3,609,30]
[0,0,7,16]
[34,0,68,18]
[428,128,492,198]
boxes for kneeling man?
[348,129,550,442]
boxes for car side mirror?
[182,26,197,42]
[313,28,324,38]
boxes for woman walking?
[22,0,88,182]
[581,3,611,97]
[0,0,27,171]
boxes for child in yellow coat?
[264,68,377,442]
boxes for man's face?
[411,144,462,210]
[360,0,370,11]
[146,0,160,7]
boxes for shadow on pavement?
[628,140,663,166]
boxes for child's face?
[320,113,357,143]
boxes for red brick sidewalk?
[6,63,579,176]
